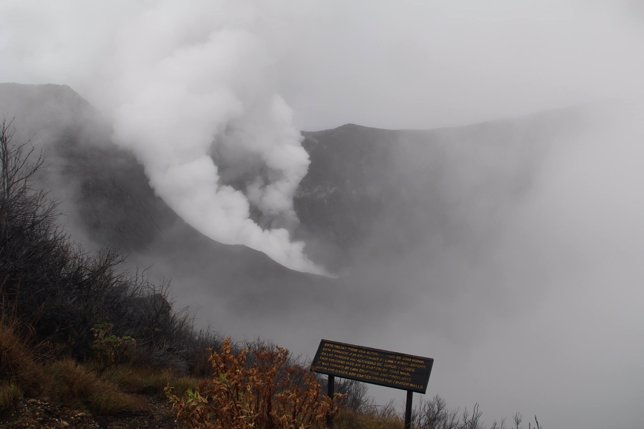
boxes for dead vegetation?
[166,338,340,428]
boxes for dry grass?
[0,322,48,396]
[0,382,23,413]
[335,408,404,429]
[0,321,185,417]
[103,364,200,396]
[47,359,147,415]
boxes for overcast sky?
[2,0,644,130]
[276,0,644,130]
[2,1,644,428]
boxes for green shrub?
[91,323,136,372]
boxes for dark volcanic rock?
[296,112,582,268]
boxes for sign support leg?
[327,374,335,429]
[404,390,413,429]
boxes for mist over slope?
[0,82,576,266]
[296,114,579,269]
[0,82,577,287]
[0,82,333,294]
[0,80,579,355]
[3,83,644,428]
[0,80,583,345]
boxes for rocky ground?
[1,398,176,429]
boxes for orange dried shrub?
[166,338,340,429]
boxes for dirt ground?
[1,397,177,429]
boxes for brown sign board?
[310,339,434,394]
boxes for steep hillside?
[0,82,337,321]
[0,82,585,343]
[296,113,581,268]
[0,83,582,266]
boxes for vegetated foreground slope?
[1,82,593,427]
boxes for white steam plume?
[0,0,326,275]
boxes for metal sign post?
[327,374,335,428]
[405,390,413,429]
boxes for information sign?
[311,339,433,394]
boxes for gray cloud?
[273,0,644,129]
[2,2,644,428]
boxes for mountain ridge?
[0,82,586,340]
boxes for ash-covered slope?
[0,83,334,304]
[296,113,581,269]
[0,82,584,335]
[0,83,176,252]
